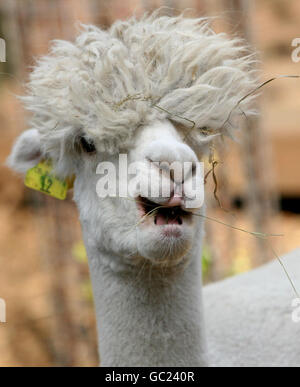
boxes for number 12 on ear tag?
[25,161,69,200]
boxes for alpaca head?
[8,12,257,270]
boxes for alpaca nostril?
[192,163,196,175]
[146,158,188,186]
[170,169,185,184]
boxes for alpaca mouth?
[136,196,192,226]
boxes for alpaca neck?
[84,222,208,367]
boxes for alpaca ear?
[7,129,43,174]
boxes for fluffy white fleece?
[21,10,257,177]
[205,248,300,367]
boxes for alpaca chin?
[136,223,194,266]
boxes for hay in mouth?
[136,196,191,226]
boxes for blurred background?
[0,0,299,366]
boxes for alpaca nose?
[144,139,197,184]
[145,139,197,165]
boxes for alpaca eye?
[80,136,96,153]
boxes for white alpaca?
[8,13,300,367]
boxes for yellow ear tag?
[25,161,72,200]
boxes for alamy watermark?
[0,38,6,63]
[0,298,6,323]
[291,38,300,63]
[95,155,205,209]
[292,298,300,323]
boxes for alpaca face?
[73,120,202,268]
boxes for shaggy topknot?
[22,10,258,162]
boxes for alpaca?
[7,13,300,367]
